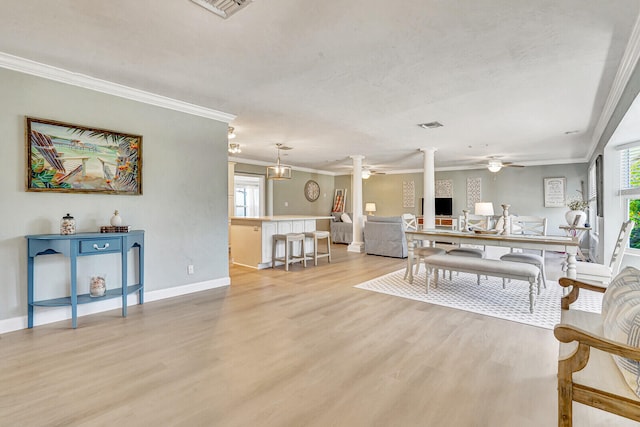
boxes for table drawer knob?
[93,243,110,250]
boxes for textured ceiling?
[1,0,639,173]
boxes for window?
[619,143,640,248]
[234,174,264,217]
[587,163,598,235]
[629,199,640,249]
[620,143,640,194]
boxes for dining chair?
[574,220,633,284]
[500,216,548,289]
[402,213,445,279]
[449,213,488,257]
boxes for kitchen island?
[230,215,332,269]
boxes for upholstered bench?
[554,267,640,426]
[424,254,540,313]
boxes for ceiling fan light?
[361,170,371,179]
[487,160,502,173]
[228,126,236,139]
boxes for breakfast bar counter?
[230,215,332,269]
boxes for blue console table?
[26,230,144,329]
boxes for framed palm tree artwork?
[332,188,347,213]
[26,117,142,195]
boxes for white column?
[348,155,365,253]
[421,148,437,229]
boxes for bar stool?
[304,230,331,266]
[272,233,306,271]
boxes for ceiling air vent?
[190,0,253,19]
[418,121,443,129]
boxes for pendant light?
[266,143,292,180]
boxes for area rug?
[354,269,603,329]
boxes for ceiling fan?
[362,167,386,179]
[483,157,525,173]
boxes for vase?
[110,210,122,226]
[565,210,586,227]
[89,275,107,297]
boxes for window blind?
[620,144,640,196]
[588,164,597,201]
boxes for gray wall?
[234,162,335,230]
[339,163,588,236]
[0,68,229,324]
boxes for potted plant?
[566,197,589,227]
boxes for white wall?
[0,68,230,329]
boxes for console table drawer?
[79,238,121,254]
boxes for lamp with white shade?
[365,202,377,216]
[474,202,494,230]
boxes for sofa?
[330,212,355,244]
[363,216,407,258]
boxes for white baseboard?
[0,277,230,334]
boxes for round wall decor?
[304,180,320,202]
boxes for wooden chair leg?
[313,236,318,266]
[284,240,290,271]
[302,240,306,268]
[272,236,277,269]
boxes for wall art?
[543,177,566,208]
[332,188,347,212]
[466,177,482,209]
[403,180,415,208]
[26,117,142,195]
[436,179,453,198]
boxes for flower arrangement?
[567,197,589,211]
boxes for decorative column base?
[348,242,365,253]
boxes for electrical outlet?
[187,264,194,274]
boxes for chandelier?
[228,143,241,154]
[266,143,292,180]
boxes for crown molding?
[436,157,588,172]
[0,51,236,123]
[588,13,640,160]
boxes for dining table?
[405,228,580,284]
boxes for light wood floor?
[0,245,636,426]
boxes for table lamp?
[365,202,377,216]
[474,202,494,230]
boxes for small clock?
[304,180,320,202]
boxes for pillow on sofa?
[341,213,352,223]
[602,266,640,398]
[602,266,640,319]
